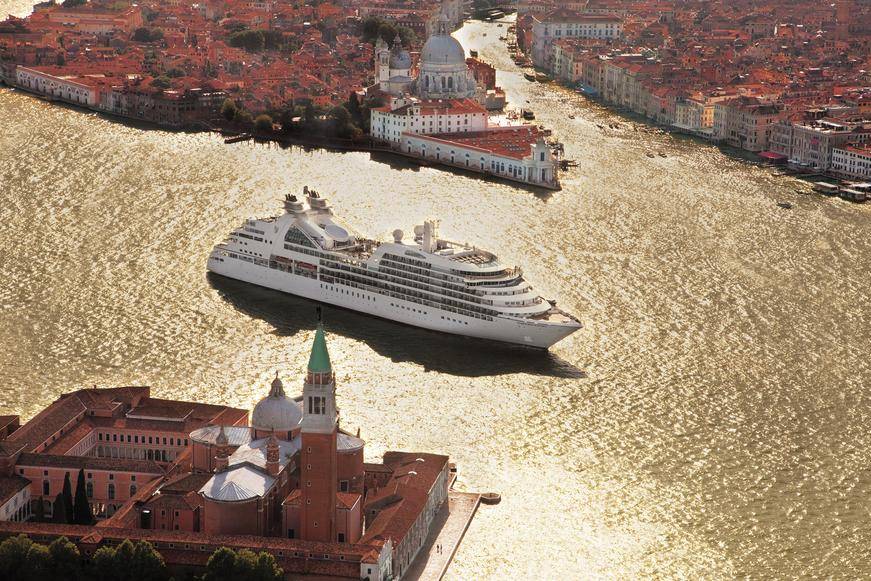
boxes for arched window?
[441,76,446,89]
[107,483,115,500]
[425,76,429,89]
[130,484,137,497]
[43,480,50,496]
[448,77,453,89]
[86,482,93,498]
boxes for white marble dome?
[250,375,302,432]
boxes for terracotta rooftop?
[16,453,164,474]
[0,475,29,505]
[0,415,19,431]
[412,126,546,161]
[6,394,86,451]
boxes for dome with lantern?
[250,373,302,433]
[417,13,477,100]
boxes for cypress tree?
[61,473,74,523]
[52,492,68,524]
[73,469,92,524]
[34,496,45,522]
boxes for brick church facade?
[0,325,451,580]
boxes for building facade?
[831,144,871,179]
[532,8,623,68]
[0,325,455,580]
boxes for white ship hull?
[208,254,579,349]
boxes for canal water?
[1,6,870,578]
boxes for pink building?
[0,325,453,579]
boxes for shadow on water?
[209,273,584,379]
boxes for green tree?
[90,546,117,581]
[48,537,81,581]
[360,16,415,46]
[114,539,135,577]
[235,549,260,577]
[304,101,315,124]
[151,75,171,89]
[131,540,168,581]
[0,535,33,580]
[203,547,237,581]
[229,29,264,52]
[328,105,354,138]
[132,27,163,42]
[73,469,92,525]
[165,67,185,78]
[329,105,350,125]
[22,543,51,581]
[234,109,253,127]
[254,114,273,132]
[252,551,283,581]
[221,98,237,121]
[346,91,362,125]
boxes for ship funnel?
[284,193,304,213]
[307,187,329,211]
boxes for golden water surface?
[1,5,870,578]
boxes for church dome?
[390,49,412,70]
[421,34,465,66]
[250,374,302,432]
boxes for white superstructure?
[207,187,581,348]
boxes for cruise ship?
[207,187,581,348]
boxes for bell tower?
[299,322,338,542]
[375,37,391,84]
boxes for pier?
[404,492,481,581]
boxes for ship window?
[284,226,316,248]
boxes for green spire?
[307,324,332,373]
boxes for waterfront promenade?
[405,492,481,581]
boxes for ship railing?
[320,271,497,321]
[323,262,494,307]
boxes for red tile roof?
[412,126,546,161]
[17,453,165,475]
[0,475,29,505]
[6,394,85,451]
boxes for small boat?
[646,152,655,158]
[497,23,503,27]
[777,201,793,209]
[568,114,576,119]
[658,152,667,157]
[535,73,552,82]
[524,72,536,82]
[483,33,487,36]
[522,109,535,120]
